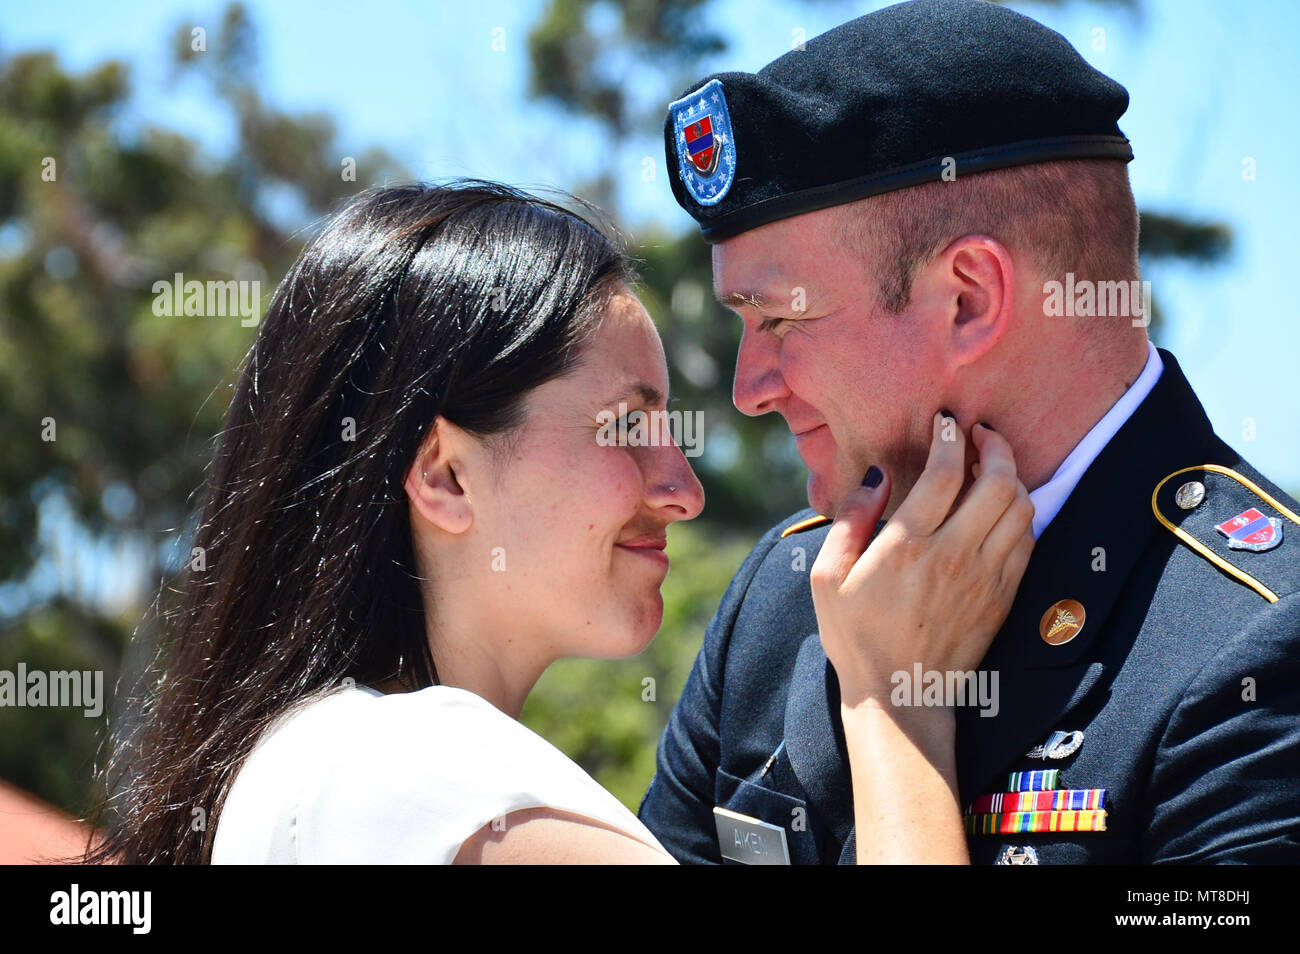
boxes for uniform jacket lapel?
[955,349,1219,801]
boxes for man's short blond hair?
[836,158,1140,314]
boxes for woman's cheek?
[581,440,644,508]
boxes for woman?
[84,180,1032,864]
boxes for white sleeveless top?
[210,684,669,864]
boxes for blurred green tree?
[0,3,404,816]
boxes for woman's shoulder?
[218,683,532,778]
[211,683,661,863]
[319,683,575,773]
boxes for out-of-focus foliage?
[0,4,405,815]
[528,0,725,137]
[1137,211,1232,263]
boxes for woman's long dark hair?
[83,180,634,864]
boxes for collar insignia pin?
[1040,599,1085,646]
[1215,507,1283,552]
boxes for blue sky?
[3,0,1298,490]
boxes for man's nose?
[732,324,787,417]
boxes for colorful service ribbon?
[1006,769,1059,791]
[968,788,1106,815]
[964,808,1108,835]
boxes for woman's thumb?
[815,466,891,584]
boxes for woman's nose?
[648,446,705,521]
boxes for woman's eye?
[758,316,786,333]
[598,413,638,441]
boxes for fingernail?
[861,466,883,489]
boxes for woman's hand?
[811,412,1035,711]
[810,411,1035,864]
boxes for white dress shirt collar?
[1028,339,1163,539]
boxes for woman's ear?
[404,417,474,535]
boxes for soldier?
[639,0,1300,864]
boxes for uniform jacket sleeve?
[1146,593,1300,863]
[637,524,787,864]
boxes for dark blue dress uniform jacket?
[638,349,1300,863]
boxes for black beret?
[664,0,1133,242]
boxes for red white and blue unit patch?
[1216,507,1283,552]
[670,79,736,206]
[684,115,717,174]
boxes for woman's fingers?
[941,423,1020,548]
[812,469,893,588]
[979,481,1035,563]
[813,414,1040,709]
[891,411,968,537]
[998,527,1036,597]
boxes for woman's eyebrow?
[598,382,666,408]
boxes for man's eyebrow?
[715,290,772,311]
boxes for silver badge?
[996,844,1039,865]
[1175,481,1205,510]
[1026,729,1084,760]
[713,806,791,865]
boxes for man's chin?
[807,468,893,520]
[805,472,840,519]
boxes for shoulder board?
[780,514,832,538]
[1151,464,1300,604]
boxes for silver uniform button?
[997,844,1039,865]
[1175,480,1206,510]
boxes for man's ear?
[922,234,1014,368]
[404,416,474,535]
